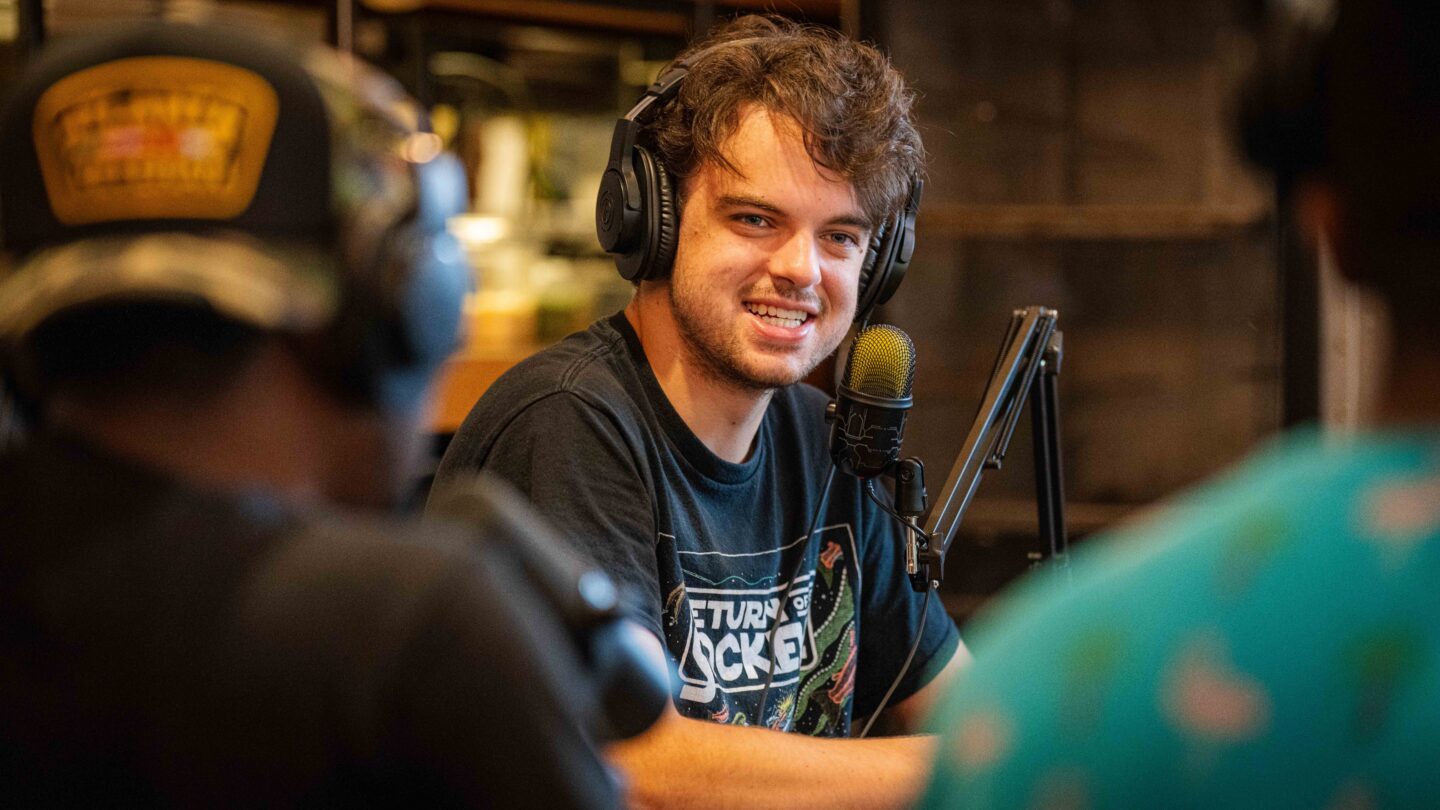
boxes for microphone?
[827,324,916,479]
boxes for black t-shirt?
[433,313,959,735]
[0,433,618,809]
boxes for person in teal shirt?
[922,1,1440,806]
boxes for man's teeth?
[746,303,807,328]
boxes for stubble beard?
[667,275,826,393]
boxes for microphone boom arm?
[909,306,1067,591]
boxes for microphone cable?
[855,479,934,738]
[756,465,835,730]
[862,477,916,528]
[859,600,930,738]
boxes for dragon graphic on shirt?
[662,525,861,736]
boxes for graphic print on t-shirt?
[662,523,861,736]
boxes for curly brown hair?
[643,15,923,227]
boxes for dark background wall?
[874,0,1280,619]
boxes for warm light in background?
[0,0,16,43]
[401,131,444,163]
[447,214,509,247]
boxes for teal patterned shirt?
[922,430,1440,809]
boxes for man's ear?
[1295,179,1339,247]
[1294,179,1360,285]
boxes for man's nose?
[768,230,823,289]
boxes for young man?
[0,21,623,807]
[434,15,967,807]
[920,1,1440,806]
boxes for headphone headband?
[619,37,773,125]
[604,36,773,214]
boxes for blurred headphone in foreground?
[301,49,472,415]
[595,42,921,324]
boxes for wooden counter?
[430,346,539,434]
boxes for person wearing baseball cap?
[0,19,627,807]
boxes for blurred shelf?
[918,203,1269,241]
[361,0,844,36]
[959,497,1138,535]
[386,0,688,35]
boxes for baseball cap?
[0,21,398,342]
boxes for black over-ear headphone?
[595,45,922,324]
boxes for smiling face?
[664,105,871,391]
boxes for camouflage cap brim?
[0,231,340,341]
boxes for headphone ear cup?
[855,211,912,323]
[856,219,888,320]
[597,165,640,258]
[854,180,921,323]
[375,153,471,412]
[874,207,915,307]
[648,149,679,280]
[305,151,470,416]
[615,146,678,283]
[374,224,469,413]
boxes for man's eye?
[827,232,862,247]
[734,214,769,228]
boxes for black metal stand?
[17,0,45,55]
[1029,330,1068,574]
[902,306,1068,592]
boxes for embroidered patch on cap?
[31,56,278,225]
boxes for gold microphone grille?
[843,324,916,399]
